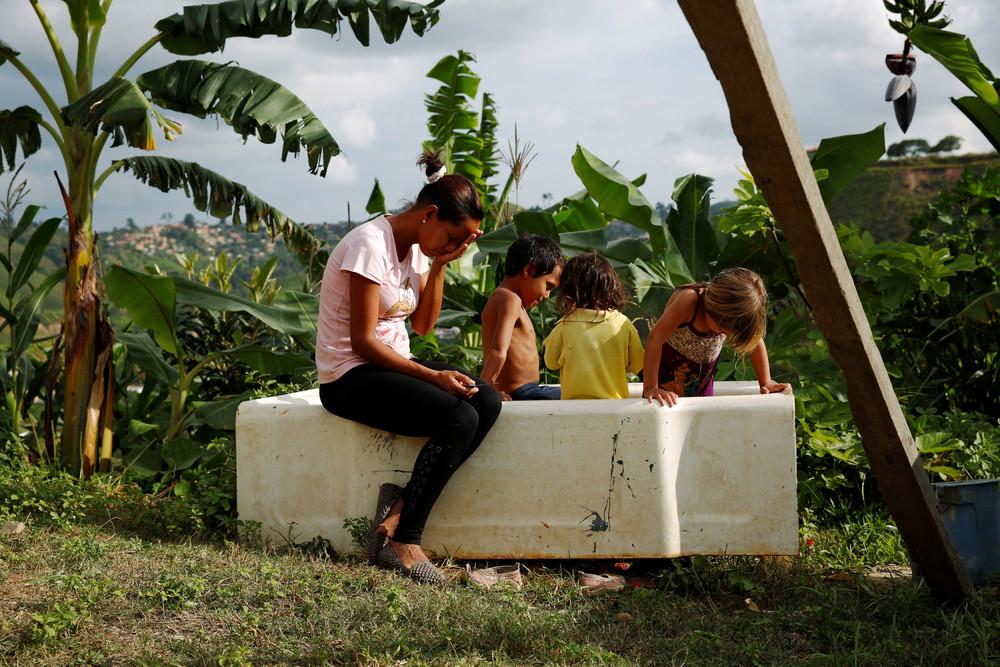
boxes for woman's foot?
[366,484,403,564]
[376,498,404,539]
[377,541,445,586]
[389,539,431,569]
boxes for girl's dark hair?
[557,251,629,314]
[505,234,565,277]
[414,150,484,224]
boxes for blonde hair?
[701,268,767,354]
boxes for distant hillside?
[826,152,1000,241]
[98,219,351,287]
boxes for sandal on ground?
[467,564,523,591]
[377,543,446,586]
[366,483,403,564]
[578,572,626,595]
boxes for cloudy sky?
[2,0,999,231]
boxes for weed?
[30,601,84,642]
[343,516,371,552]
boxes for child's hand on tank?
[433,370,478,397]
[500,391,512,401]
[644,387,678,407]
[759,380,790,395]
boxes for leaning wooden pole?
[677,0,972,598]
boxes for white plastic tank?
[236,381,798,558]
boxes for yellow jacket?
[543,308,644,399]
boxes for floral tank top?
[658,287,726,397]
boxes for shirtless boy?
[481,235,564,400]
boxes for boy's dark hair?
[504,234,565,278]
[557,251,629,314]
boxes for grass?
[3,520,1000,664]
[2,459,999,665]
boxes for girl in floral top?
[642,268,789,407]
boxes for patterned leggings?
[319,360,502,545]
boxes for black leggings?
[319,360,502,545]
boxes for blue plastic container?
[934,479,1000,586]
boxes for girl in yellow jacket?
[543,252,644,399]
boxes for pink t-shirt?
[316,216,428,383]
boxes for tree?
[886,135,963,158]
[887,138,931,158]
[930,135,962,154]
[0,0,444,476]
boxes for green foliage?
[1,176,64,454]
[886,6,1000,152]
[424,50,494,200]
[154,0,444,54]
[364,179,386,216]
[0,107,43,174]
[809,124,886,202]
[136,60,339,175]
[61,76,181,150]
[884,0,951,33]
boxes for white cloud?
[336,108,378,148]
[325,155,358,184]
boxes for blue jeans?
[509,382,561,401]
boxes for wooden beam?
[677,0,972,598]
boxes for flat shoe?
[579,572,625,595]
[377,544,446,586]
[467,564,523,590]
[366,483,403,564]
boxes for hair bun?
[416,149,446,179]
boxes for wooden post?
[677,0,972,598]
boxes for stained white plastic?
[236,381,797,558]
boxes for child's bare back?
[480,235,564,400]
[482,287,541,395]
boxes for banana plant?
[105,264,313,470]
[0,0,444,475]
[885,1,1000,151]
[1,198,65,456]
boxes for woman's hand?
[644,387,679,407]
[432,369,478,397]
[759,380,790,395]
[432,230,482,269]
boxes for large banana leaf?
[155,0,445,55]
[61,0,106,35]
[227,344,313,374]
[572,145,691,281]
[571,145,665,249]
[0,107,43,174]
[8,269,65,359]
[174,277,307,334]
[117,330,180,385]
[665,174,718,281]
[425,50,481,176]
[113,156,322,256]
[105,266,179,355]
[477,93,500,203]
[908,24,999,112]
[952,96,1000,152]
[61,78,181,150]
[9,216,62,297]
[137,61,338,176]
[809,124,886,203]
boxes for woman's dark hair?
[557,251,629,314]
[414,150,484,224]
[505,235,565,277]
